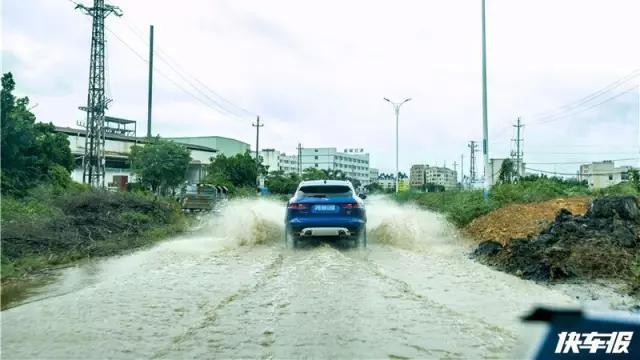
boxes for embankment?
[472,196,640,295]
[1,189,189,280]
[398,186,640,296]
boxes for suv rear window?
[298,185,352,197]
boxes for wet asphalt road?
[1,198,578,359]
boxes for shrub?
[1,186,187,279]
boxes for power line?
[527,157,639,165]
[530,85,639,125]
[526,166,632,176]
[526,151,637,155]
[115,17,255,119]
[105,26,249,120]
[532,68,640,120]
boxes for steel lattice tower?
[468,140,479,182]
[75,0,122,188]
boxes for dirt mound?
[465,197,590,245]
[473,196,640,288]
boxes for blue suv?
[284,180,367,248]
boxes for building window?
[314,149,318,152]
[609,175,613,180]
[314,156,318,160]
[315,163,318,167]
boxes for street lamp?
[384,97,411,194]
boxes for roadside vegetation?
[1,188,186,279]
[395,162,640,295]
[397,174,638,227]
[1,73,190,280]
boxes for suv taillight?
[343,203,360,209]
[288,203,307,209]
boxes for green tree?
[1,72,73,196]
[205,150,265,188]
[498,158,517,184]
[425,182,445,192]
[129,138,191,194]
[628,168,640,192]
[302,167,328,180]
[265,171,300,194]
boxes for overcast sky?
[3,0,639,176]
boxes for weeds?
[1,187,188,280]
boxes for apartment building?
[409,164,458,190]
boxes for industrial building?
[55,126,220,190]
[578,160,632,189]
[165,136,250,157]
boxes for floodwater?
[1,197,584,359]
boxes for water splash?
[366,197,462,252]
[204,198,285,248]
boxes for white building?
[409,164,426,187]
[486,158,526,186]
[578,160,632,189]
[369,168,379,184]
[258,149,298,174]
[259,148,281,173]
[299,147,370,186]
[259,147,373,189]
[56,126,218,190]
[377,176,396,191]
[410,164,457,190]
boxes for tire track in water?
[151,252,285,359]
[343,245,518,356]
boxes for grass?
[396,177,638,228]
[1,186,190,280]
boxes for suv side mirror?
[359,193,367,200]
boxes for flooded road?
[2,198,581,359]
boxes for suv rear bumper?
[299,227,351,237]
[286,217,365,235]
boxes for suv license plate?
[314,205,336,212]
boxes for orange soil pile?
[464,197,592,245]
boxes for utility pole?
[252,116,263,189]
[511,116,524,177]
[469,141,479,183]
[297,143,302,176]
[481,0,490,196]
[146,24,154,138]
[453,161,458,186]
[75,0,122,188]
[460,154,464,186]
[384,97,412,194]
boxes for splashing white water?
[366,196,463,252]
[210,198,285,247]
[158,196,464,254]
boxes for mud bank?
[473,196,640,297]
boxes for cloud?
[2,0,639,176]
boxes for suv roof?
[298,180,352,187]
